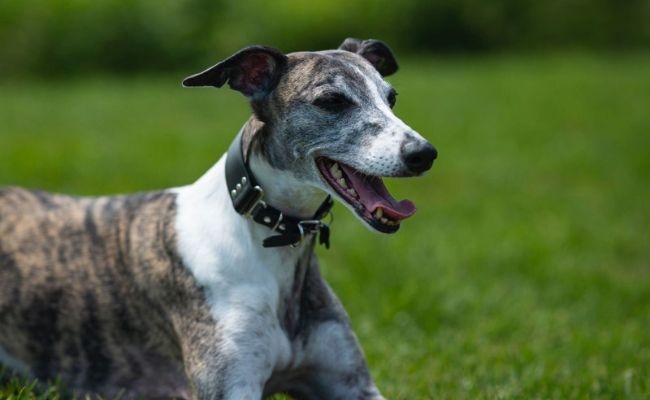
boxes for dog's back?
[0,38,435,399]
[0,187,191,398]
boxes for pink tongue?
[340,164,416,221]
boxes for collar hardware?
[225,129,333,248]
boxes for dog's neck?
[241,117,329,220]
[175,119,325,302]
[179,117,328,254]
[175,119,330,348]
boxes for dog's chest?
[174,158,316,368]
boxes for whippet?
[0,38,437,399]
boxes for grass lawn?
[1,53,649,399]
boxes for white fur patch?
[249,155,329,219]
[174,154,312,375]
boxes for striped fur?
[0,188,194,398]
[0,39,428,399]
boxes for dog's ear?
[182,46,288,99]
[338,38,398,77]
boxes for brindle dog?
[0,38,436,399]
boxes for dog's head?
[183,38,436,233]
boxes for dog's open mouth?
[316,158,416,233]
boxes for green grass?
[1,53,649,399]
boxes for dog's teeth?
[374,208,383,218]
[330,163,343,179]
[347,188,358,198]
[380,217,388,224]
[338,178,348,188]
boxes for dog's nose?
[402,140,437,174]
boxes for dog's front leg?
[290,260,385,400]
[177,302,290,400]
[295,319,385,400]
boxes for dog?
[0,38,436,399]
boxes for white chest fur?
[173,155,311,372]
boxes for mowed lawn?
[1,53,649,399]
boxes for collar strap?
[225,128,333,248]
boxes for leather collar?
[225,128,333,248]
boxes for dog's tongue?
[340,164,416,221]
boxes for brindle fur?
[0,187,351,398]
[0,188,191,397]
[1,39,434,399]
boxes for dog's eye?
[313,93,354,112]
[387,90,398,108]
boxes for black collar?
[225,128,333,248]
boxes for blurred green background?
[1,0,649,78]
[1,1,649,399]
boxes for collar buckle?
[290,220,327,248]
[241,185,266,217]
[298,220,325,233]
